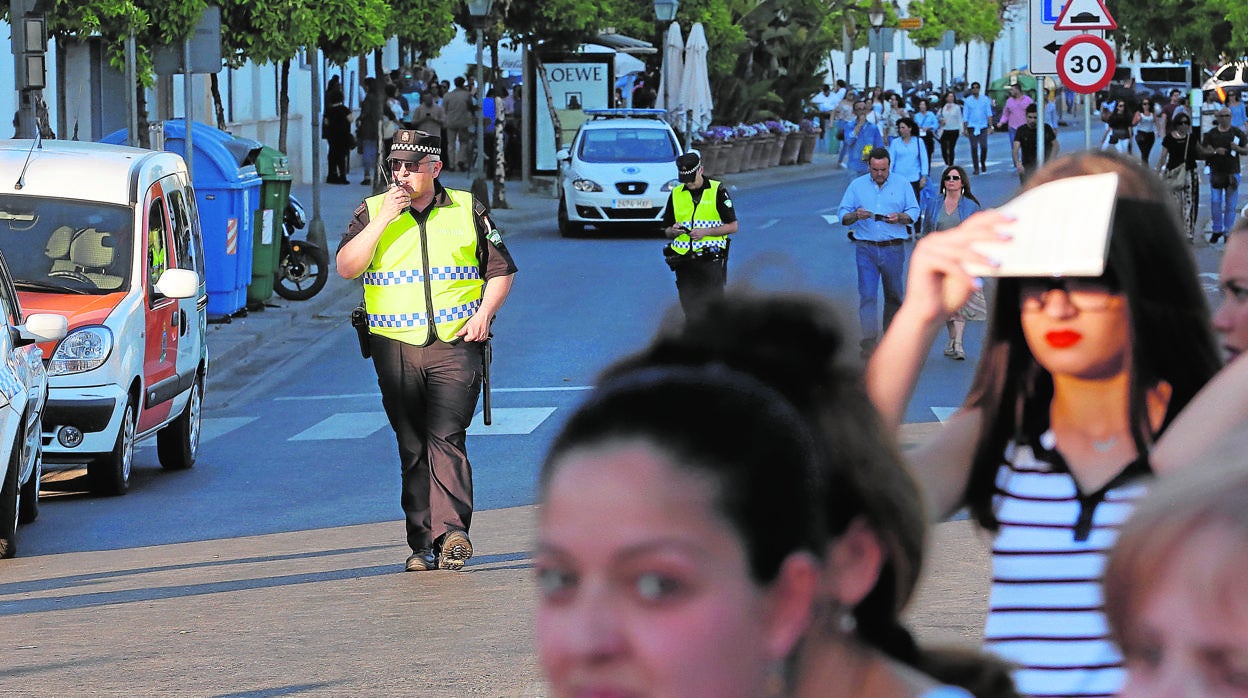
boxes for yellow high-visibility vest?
[669,180,728,256]
[361,188,483,345]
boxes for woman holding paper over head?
[864,150,1222,698]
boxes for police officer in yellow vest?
[662,151,738,316]
[337,130,517,572]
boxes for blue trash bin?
[101,121,262,318]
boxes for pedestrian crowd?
[321,65,524,187]
[331,68,1248,698]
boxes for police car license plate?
[614,198,652,209]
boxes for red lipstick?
[1045,330,1082,348]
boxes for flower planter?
[768,133,787,167]
[780,133,802,165]
[737,139,757,172]
[797,130,820,164]
[700,143,725,177]
[751,135,774,170]
[721,140,744,174]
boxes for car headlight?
[661,179,680,192]
[48,326,113,376]
[572,179,603,192]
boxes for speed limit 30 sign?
[1057,34,1115,94]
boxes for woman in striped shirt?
[865,150,1222,697]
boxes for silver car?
[0,251,67,558]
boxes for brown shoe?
[439,530,473,571]
[405,548,438,572]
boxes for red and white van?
[0,139,207,495]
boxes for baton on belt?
[481,335,493,426]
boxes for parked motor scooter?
[274,194,329,301]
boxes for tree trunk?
[279,59,290,154]
[492,101,508,209]
[489,30,506,208]
[210,73,227,129]
[137,84,150,150]
[986,41,995,92]
[534,56,563,153]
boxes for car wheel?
[17,412,40,524]
[0,429,23,558]
[90,397,134,496]
[157,375,201,470]
[558,197,585,238]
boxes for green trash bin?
[249,145,292,305]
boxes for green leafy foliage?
[1112,0,1233,64]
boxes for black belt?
[852,236,905,247]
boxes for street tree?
[1112,0,1234,65]
[906,0,1002,87]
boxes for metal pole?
[470,28,489,204]
[874,29,885,89]
[308,49,327,251]
[1085,92,1092,150]
[1036,82,1044,168]
[183,38,193,177]
[126,33,138,147]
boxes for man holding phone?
[661,151,738,316]
[837,147,919,358]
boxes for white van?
[1113,62,1192,102]
[0,140,207,495]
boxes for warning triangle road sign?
[1055,0,1117,30]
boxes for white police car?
[0,251,67,558]
[555,109,683,237]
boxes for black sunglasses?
[944,173,962,181]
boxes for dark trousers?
[1135,131,1155,164]
[939,129,960,166]
[967,129,989,171]
[327,140,350,182]
[371,335,482,552]
[674,254,728,317]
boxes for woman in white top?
[880,93,908,141]
[938,91,964,167]
[1133,97,1160,167]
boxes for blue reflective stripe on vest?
[368,300,482,328]
[362,266,480,286]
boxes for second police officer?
[660,151,739,317]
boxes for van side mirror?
[18,313,68,343]
[153,268,199,299]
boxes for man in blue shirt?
[962,81,994,175]
[837,147,919,357]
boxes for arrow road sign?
[1030,0,1103,74]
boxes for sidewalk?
[0,153,993,696]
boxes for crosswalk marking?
[931,406,958,423]
[201,416,259,444]
[468,407,557,436]
[274,386,592,401]
[289,412,390,441]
